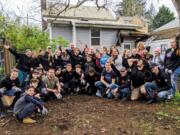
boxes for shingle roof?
[43,5,115,20]
[154,18,180,32]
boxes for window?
[160,44,167,54]
[91,29,100,46]
[123,43,131,50]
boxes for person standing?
[164,36,180,96]
[4,44,32,87]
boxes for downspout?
[71,21,77,46]
[49,22,52,40]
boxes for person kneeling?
[107,66,131,101]
[13,86,48,124]
[145,63,172,104]
[43,68,62,100]
[72,65,86,94]
[84,68,100,95]
[0,68,22,112]
[95,62,116,97]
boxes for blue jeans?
[171,66,180,95]
[16,103,35,120]
[145,82,171,100]
[4,88,22,96]
[95,81,115,97]
[107,86,130,99]
[145,82,159,98]
[107,84,119,99]
[95,81,106,95]
[18,70,28,87]
[120,88,131,98]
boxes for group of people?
[0,35,179,124]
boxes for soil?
[0,95,179,135]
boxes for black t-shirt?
[30,58,40,69]
[53,56,63,68]
[153,70,172,91]
[0,76,20,90]
[85,73,101,85]
[73,72,83,80]
[61,70,74,83]
[101,69,115,84]
[130,66,152,88]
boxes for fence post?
[3,47,14,75]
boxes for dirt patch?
[0,95,179,135]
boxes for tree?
[5,23,69,52]
[145,3,156,31]
[152,5,175,29]
[5,24,50,52]
[116,0,146,17]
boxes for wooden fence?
[3,47,15,75]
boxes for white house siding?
[101,29,118,48]
[76,27,90,48]
[148,39,171,55]
[118,37,136,53]
[51,25,72,43]
[50,25,137,52]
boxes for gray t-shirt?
[43,76,59,89]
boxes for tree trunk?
[41,0,47,30]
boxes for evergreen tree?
[152,5,175,29]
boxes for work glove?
[41,106,48,115]
[165,68,168,73]
[81,80,86,85]
[168,70,173,74]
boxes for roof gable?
[43,5,115,20]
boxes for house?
[147,18,180,54]
[42,5,148,51]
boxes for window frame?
[90,28,101,46]
[123,43,131,50]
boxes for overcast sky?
[0,0,178,25]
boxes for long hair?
[137,42,145,51]
[175,34,180,56]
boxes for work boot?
[23,117,36,124]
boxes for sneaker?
[55,92,62,100]
[96,90,102,97]
[147,99,155,104]
[120,97,128,102]
[23,117,36,124]
[167,94,173,100]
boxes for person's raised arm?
[4,44,20,58]
[127,59,137,67]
